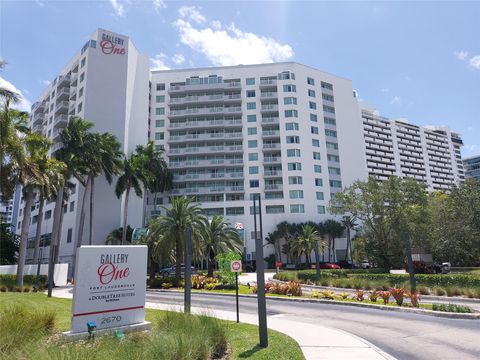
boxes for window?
[246,90,256,98]
[315,178,323,186]
[322,93,334,101]
[283,84,296,92]
[156,83,165,91]
[155,107,165,115]
[266,205,285,214]
[317,205,326,214]
[309,101,317,110]
[313,152,321,160]
[286,135,300,144]
[310,114,318,122]
[323,105,335,114]
[247,102,256,110]
[289,190,304,199]
[290,204,305,213]
[265,192,284,199]
[278,71,295,80]
[80,72,85,82]
[327,154,340,162]
[321,81,333,90]
[247,114,257,122]
[226,207,244,215]
[71,184,76,195]
[155,132,164,140]
[316,192,324,200]
[324,117,336,125]
[66,228,73,243]
[249,153,258,161]
[79,87,84,97]
[45,210,52,220]
[325,129,337,137]
[155,119,165,127]
[248,140,257,148]
[314,165,322,173]
[307,77,315,85]
[156,95,165,103]
[326,142,338,150]
[288,176,303,185]
[308,89,316,97]
[330,180,342,188]
[285,122,299,131]
[284,110,298,118]
[69,201,75,212]
[328,167,341,175]
[246,78,255,85]
[287,149,301,157]
[63,204,67,213]
[249,166,259,174]
[250,180,259,188]
[247,127,257,135]
[32,215,38,224]
[312,139,320,147]
[288,162,302,171]
[155,144,164,151]
[81,57,86,67]
[311,126,319,134]
[284,97,297,105]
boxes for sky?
[1,0,479,157]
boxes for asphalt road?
[146,291,480,360]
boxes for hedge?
[0,274,47,287]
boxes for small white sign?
[70,245,147,333]
[230,260,242,273]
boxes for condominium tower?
[464,156,480,180]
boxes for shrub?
[354,289,365,301]
[0,286,7,292]
[432,303,473,313]
[320,290,335,300]
[339,292,350,300]
[205,283,218,291]
[417,286,431,295]
[191,275,217,290]
[390,287,406,306]
[311,291,320,298]
[369,290,379,302]
[149,276,176,289]
[161,282,172,289]
[407,291,421,307]
[286,281,302,296]
[434,287,447,296]
[379,291,391,305]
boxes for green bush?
[0,275,47,290]
[431,303,473,313]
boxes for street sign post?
[231,260,242,323]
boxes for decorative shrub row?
[0,274,47,286]
[252,281,302,297]
[431,303,473,313]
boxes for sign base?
[61,321,151,342]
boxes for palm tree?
[202,215,242,277]
[323,219,345,263]
[115,154,145,244]
[15,133,51,286]
[0,60,20,104]
[105,226,133,245]
[341,215,357,265]
[291,224,321,267]
[147,196,206,285]
[265,230,281,273]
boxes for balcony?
[32,101,45,112]
[56,87,70,101]
[168,132,242,143]
[264,184,283,191]
[264,170,282,178]
[260,92,278,100]
[262,130,280,138]
[69,86,77,100]
[52,128,62,140]
[51,142,63,153]
[32,114,44,126]
[228,172,244,179]
[261,117,279,124]
[70,73,78,85]
[263,143,281,150]
[57,74,70,88]
[55,101,69,114]
[264,156,281,164]
[168,81,241,94]
[259,79,277,88]
[228,186,244,192]
[260,104,279,112]
[32,125,43,133]
[169,93,241,105]
[168,106,242,118]
[53,114,68,128]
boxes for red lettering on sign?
[100,40,126,55]
[97,263,130,284]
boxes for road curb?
[148,289,480,320]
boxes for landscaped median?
[0,293,305,360]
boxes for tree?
[322,219,345,263]
[291,224,320,266]
[341,215,357,264]
[146,196,206,284]
[0,60,20,102]
[105,226,133,245]
[265,230,281,272]
[0,223,19,265]
[202,215,242,277]
[115,154,145,245]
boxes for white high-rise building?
[15,29,149,272]
[0,194,14,225]
[148,63,367,261]
[360,104,464,190]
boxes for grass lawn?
[0,293,304,360]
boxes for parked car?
[160,264,197,277]
[320,263,341,269]
[337,260,354,269]
[431,262,451,274]
[360,260,371,269]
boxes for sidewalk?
[51,287,394,360]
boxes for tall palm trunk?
[332,237,336,263]
[175,236,181,286]
[122,187,130,245]
[345,228,351,262]
[207,248,215,277]
[49,186,64,274]
[33,193,44,263]
[89,177,94,245]
[16,186,34,286]
[71,177,91,279]
[55,203,65,264]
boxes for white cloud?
[469,55,480,69]
[109,0,125,17]
[0,77,31,112]
[150,53,170,70]
[454,50,468,61]
[172,54,185,65]
[390,96,401,105]
[174,6,294,66]
[42,79,51,86]
[152,0,166,13]
[35,0,45,7]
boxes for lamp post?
[253,194,268,348]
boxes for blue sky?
[1,0,479,156]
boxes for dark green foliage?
[0,275,47,290]
[432,303,473,313]
[0,223,19,264]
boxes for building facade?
[464,156,480,180]
[15,29,149,271]
[360,104,464,191]
[0,194,14,225]
[147,63,367,261]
